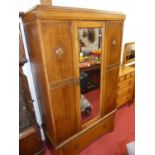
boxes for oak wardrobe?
[22,5,125,155]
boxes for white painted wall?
[19,0,40,11]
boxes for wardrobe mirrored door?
[78,27,103,125]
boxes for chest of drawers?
[116,66,135,108]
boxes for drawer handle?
[111,39,117,48]
[55,48,64,56]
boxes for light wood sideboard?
[116,66,135,108]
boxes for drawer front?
[62,115,114,155]
[19,127,43,155]
[126,72,135,79]
[126,73,131,79]
[119,75,126,82]
[117,86,134,98]
[116,94,131,107]
[118,78,134,90]
[105,21,123,66]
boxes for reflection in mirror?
[78,28,102,124]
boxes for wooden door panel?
[41,21,74,83]
[103,66,119,115]
[105,21,123,66]
[50,82,78,143]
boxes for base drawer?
[62,115,114,155]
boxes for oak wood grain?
[62,114,114,154]
[40,20,74,83]
[105,21,123,66]
[102,66,119,115]
[50,83,78,143]
[22,5,125,154]
[22,5,126,23]
[19,127,44,155]
[24,20,57,143]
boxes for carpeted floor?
[81,88,100,124]
[44,103,135,155]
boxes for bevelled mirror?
[78,27,103,125]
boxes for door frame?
[71,21,106,129]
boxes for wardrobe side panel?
[24,21,56,143]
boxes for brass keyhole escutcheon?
[111,39,117,48]
[55,48,64,56]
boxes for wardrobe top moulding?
[22,5,126,22]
